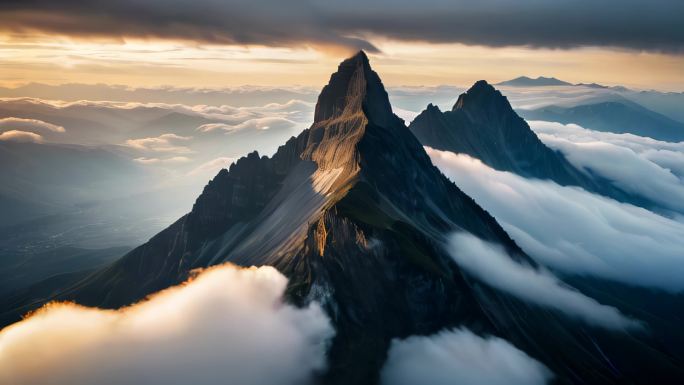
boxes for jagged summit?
[454,80,496,103]
[452,80,515,121]
[351,49,369,61]
[304,49,400,175]
[313,49,393,125]
[425,102,441,112]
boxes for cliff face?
[5,52,683,385]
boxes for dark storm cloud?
[0,0,682,53]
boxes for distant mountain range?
[496,75,628,90]
[4,51,684,385]
[488,76,684,140]
[497,76,573,87]
[519,99,684,142]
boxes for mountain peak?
[426,103,442,113]
[463,80,496,98]
[303,51,399,173]
[313,51,393,125]
[350,49,369,64]
[452,80,513,117]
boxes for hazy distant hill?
[0,141,153,225]
[497,76,572,87]
[519,100,684,142]
[625,90,684,123]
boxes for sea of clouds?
[428,148,684,293]
[530,120,684,213]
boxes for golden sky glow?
[1,34,683,91]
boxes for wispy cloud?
[133,156,192,164]
[0,129,43,142]
[125,133,193,153]
[187,157,237,176]
[196,117,297,133]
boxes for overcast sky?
[1,1,683,89]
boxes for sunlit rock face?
[5,51,684,385]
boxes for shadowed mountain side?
[3,52,684,385]
[409,81,655,209]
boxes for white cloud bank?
[428,148,684,293]
[0,264,334,385]
[447,232,640,330]
[381,328,552,385]
[529,120,684,213]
